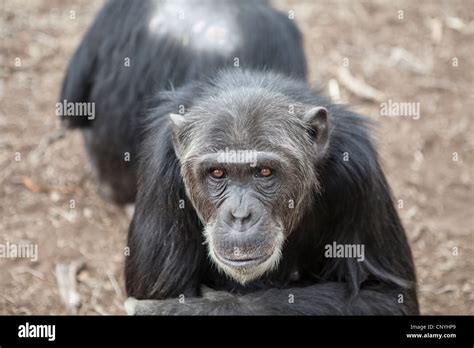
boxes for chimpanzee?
[59,0,307,204]
[124,70,419,315]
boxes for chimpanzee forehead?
[189,90,307,146]
[196,117,308,158]
[193,118,287,153]
[186,119,309,168]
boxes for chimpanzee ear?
[303,106,331,154]
[169,113,187,130]
[169,113,187,158]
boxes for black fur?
[59,0,307,204]
[125,70,419,315]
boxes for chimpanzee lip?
[216,252,272,268]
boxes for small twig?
[12,266,45,280]
[445,17,474,34]
[0,293,15,304]
[388,47,432,75]
[427,17,443,44]
[337,67,385,102]
[106,271,123,299]
[23,176,78,194]
[328,78,343,104]
[23,176,49,193]
[55,260,85,314]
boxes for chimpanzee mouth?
[215,253,272,269]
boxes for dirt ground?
[0,0,472,315]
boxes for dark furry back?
[59,0,307,129]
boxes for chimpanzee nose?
[225,205,255,231]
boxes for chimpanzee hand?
[124,286,239,315]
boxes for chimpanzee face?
[187,150,292,284]
[169,91,330,284]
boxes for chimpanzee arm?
[125,282,416,315]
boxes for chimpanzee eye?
[210,168,226,179]
[257,167,273,178]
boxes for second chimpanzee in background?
[59,0,307,204]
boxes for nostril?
[241,213,252,225]
[227,210,252,227]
